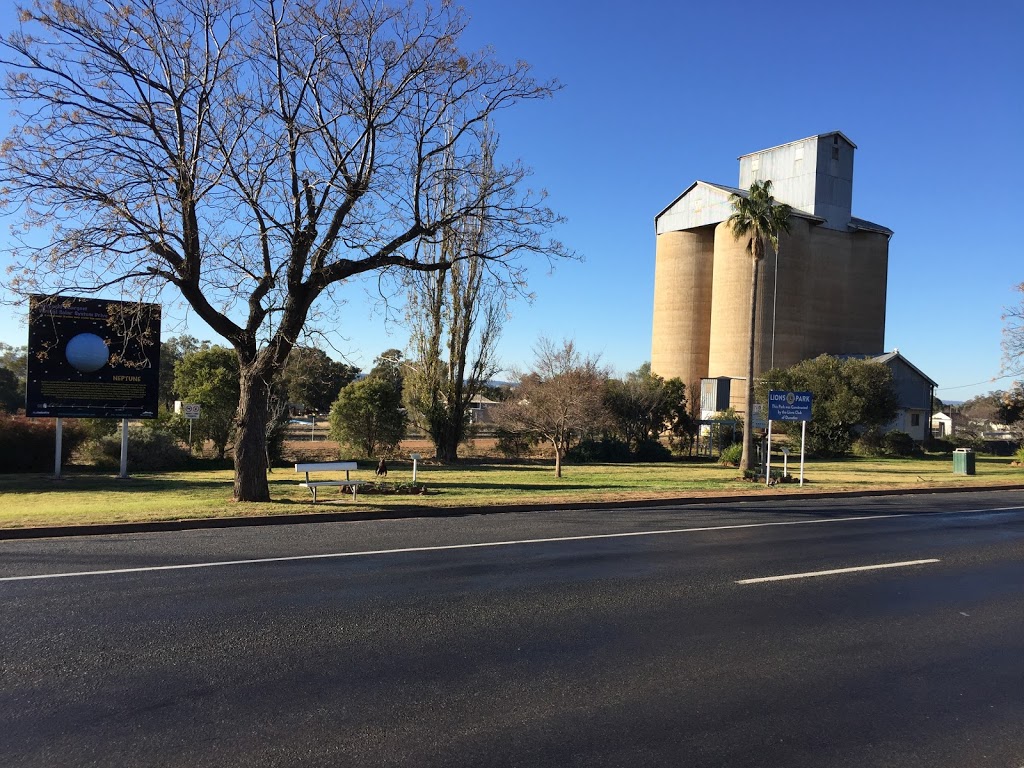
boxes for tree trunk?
[431,413,463,463]
[739,253,761,472]
[233,369,271,502]
[554,441,563,478]
[435,431,460,463]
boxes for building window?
[831,146,840,160]
[911,413,920,427]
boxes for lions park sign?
[767,390,813,422]
[766,390,814,486]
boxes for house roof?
[871,351,939,387]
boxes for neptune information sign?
[767,390,813,422]
[26,295,161,419]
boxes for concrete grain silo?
[650,227,715,390]
[651,132,891,415]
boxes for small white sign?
[183,403,201,419]
[751,403,767,430]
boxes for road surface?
[1,490,1022,766]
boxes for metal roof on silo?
[736,131,858,159]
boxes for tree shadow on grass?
[0,473,312,504]
[426,481,608,492]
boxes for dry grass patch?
[0,454,1019,529]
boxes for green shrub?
[494,427,536,459]
[948,432,985,451]
[80,425,191,470]
[719,442,743,466]
[633,438,673,462]
[852,427,885,457]
[855,429,921,457]
[881,430,920,457]
[0,414,88,472]
[566,437,631,463]
[925,437,954,454]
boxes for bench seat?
[295,462,367,502]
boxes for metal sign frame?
[26,295,161,419]
[765,390,813,487]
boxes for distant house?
[981,423,1016,441]
[468,393,498,425]
[931,409,970,438]
[931,411,954,438]
[871,350,937,443]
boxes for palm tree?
[727,180,792,472]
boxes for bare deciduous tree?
[0,0,568,500]
[404,129,506,462]
[1003,282,1024,375]
[495,338,608,477]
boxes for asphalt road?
[1,491,1023,767]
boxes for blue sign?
[767,390,813,422]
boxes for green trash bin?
[953,448,976,475]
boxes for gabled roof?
[871,351,939,387]
[655,179,826,232]
[654,180,732,222]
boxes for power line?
[936,373,1017,392]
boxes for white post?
[311,415,315,441]
[410,453,421,483]
[54,417,63,479]
[782,447,790,477]
[765,420,773,486]
[119,417,129,479]
[799,420,807,486]
[188,419,193,452]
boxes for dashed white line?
[1,503,1020,584]
[0,513,917,582]
[736,559,941,584]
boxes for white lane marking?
[1,503,1021,584]
[0,513,918,582]
[943,505,1024,515]
[736,559,941,584]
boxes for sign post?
[54,417,63,479]
[119,418,129,479]
[182,403,201,451]
[766,390,813,487]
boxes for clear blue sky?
[0,0,1021,401]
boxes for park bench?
[295,461,367,502]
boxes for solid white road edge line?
[736,558,941,584]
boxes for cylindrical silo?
[650,226,715,390]
[707,221,774,405]
[771,220,888,365]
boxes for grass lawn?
[0,453,1020,530]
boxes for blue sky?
[0,0,1021,401]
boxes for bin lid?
[953,447,974,453]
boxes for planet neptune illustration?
[65,333,110,373]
